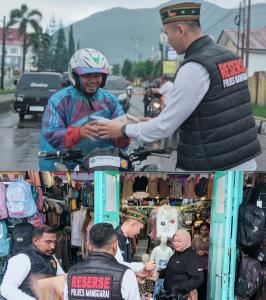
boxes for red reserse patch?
[218,58,248,88]
[70,275,113,299]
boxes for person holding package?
[65,222,140,300]
[96,2,261,171]
[157,229,203,300]
[39,48,129,170]
[1,225,65,300]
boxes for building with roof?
[0,27,34,75]
[217,26,266,77]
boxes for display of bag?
[6,179,37,218]
[0,220,10,257]
[252,184,266,227]
[235,253,263,298]
[11,222,35,255]
[31,185,43,212]
[0,182,8,219]
[237,203,265,247]
[28,213,45,227]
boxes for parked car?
[105,75,130,112]
[13,72,63,120]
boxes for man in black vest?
[65,223,140,300]
[1,225,65,300]
[96,2,261,171]
[115,208,156,274]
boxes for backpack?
[0,220,10,257]
[237,203,265,247]
[11,222,34,256]
[31,185,43,212]
[0,256,8,284]
[6,180,37,218]
[0,183,8,219]
[235,254,263,298]
[28,213,44,227]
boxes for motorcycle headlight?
[118,93,127,101]
[153,102,161,109]
[16,96,24,102]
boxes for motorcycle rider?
[39,48,129,170]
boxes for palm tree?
[28,28,52,69]
[8,4,42,72]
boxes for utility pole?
[236,3,242,55]
[241,0,246,61]
[246,0,251,71]
[1,16,6,90]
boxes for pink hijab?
[173,229,192,252]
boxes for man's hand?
[96,122,123,139]
[80,121,99,140]
[144,260,156,271]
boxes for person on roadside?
[1,225,65,300]
[192,222,210,300]
[157,229,204,300]
[96,2,261,171]
[115,208,156,274]
[151,75,173,108]
[39,48,129,170]
[64,222,140,300]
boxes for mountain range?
[65,0,266,64]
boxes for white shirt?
[159,80,173,104]
[63,263,140,300]
[150,245,173,270]
[115,243,145,273]
[126,62,256,171]
[1,253,65,300]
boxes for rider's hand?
[80,121,99,140]
[96,121,123,139]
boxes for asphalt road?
[0,94,266,171]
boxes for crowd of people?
[0,208,210,300]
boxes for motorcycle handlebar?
[38,149,83,159]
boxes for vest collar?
[184,35,214,59]
[87,251,117,262]
[30,245,53,259]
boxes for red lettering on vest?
[71,275,112,289]
[92,276,98,288]
[218,58,246,80]
[104,277,111,289]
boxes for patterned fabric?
[39,85,128,170]
[160,2,201,24]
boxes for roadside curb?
[0,94,14,114]
[255,117,266,135]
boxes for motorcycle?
[38,146,169,172]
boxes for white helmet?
[68,48,110,86]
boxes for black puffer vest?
[177,35,261,170]
[67,252,128,300]
[116,226,132,262]
[19,245,58,298]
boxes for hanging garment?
[147,176,159,198]
[156,206,181,238]
[71,210,87,247]
[184,176,197,199]
[122,177,134,200]
[169,177,183,198]
[158,178,170,198]
[132,176,148,192]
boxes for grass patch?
[0,89,15,95]
[252,104,266,119]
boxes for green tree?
[133,61,146,79]
[145,60,154,77]
[112,64,120,75]
[68,25,75,59]
[28,28,51,70]
[122,59,133,81]
[152,60,162,78]
[54,23,68,72]
[8,4,42,72]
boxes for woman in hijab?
[157,229,204,300]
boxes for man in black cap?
[97,2,261,171]
[115,208,156,273]
[65,223,140,300]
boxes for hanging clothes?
[184,176,197,199]
[169,176,183,198]
[156,205,181,238]
[122,176,134,199]
[132,175,148,192]
[158,177,170,198]
[147,176,159,198]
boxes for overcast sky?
[1,0,266,28]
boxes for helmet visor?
[73,67,109,75]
